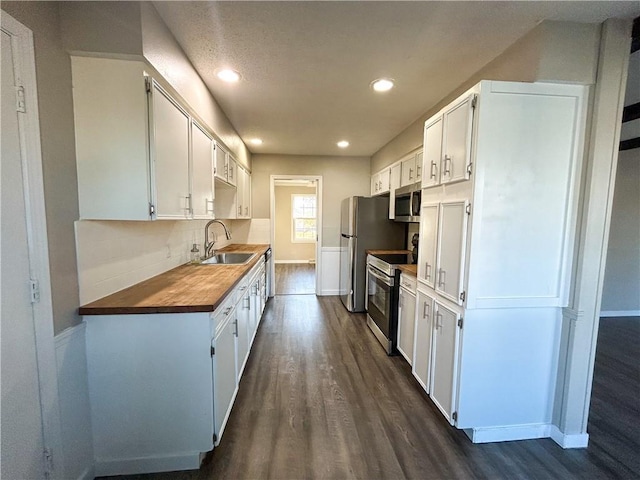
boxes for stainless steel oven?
[366,264,398,354]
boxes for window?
[292,194,317,243]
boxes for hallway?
[105,297,639,479]
[275,263,315,295]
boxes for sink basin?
[201,252,256,265]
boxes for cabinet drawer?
[400,273,417,292]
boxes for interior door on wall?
[1,29,46,479]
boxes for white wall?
[251,155,371,248]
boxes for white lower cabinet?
[397,274,417,364]
[429,301,461,425]
[84,258,267,476]
[412,289,435,393]
[213,303,238,444]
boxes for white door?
[436,201,468,305]
[151,82,191,218]
[418,203,439,289]
[1,19,62,479]
[397,288,416,365]
[191,121,215,219]
[423,117,443,188]
[412,289,434,393]
[430,301,461,425]
[213,311,238,443]
[441,95,474,184]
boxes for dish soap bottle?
[190,243,201,264]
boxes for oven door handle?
[367,265,394,287]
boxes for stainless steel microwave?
[394,184,421,223]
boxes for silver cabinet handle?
[245,206,249,215]
[435,311,443,330]
[425,263,432,280]
[430,161,437,179]
[184,194,193,213]
[409,167,413,180]
[233,319,238,336]
[443,155,452,175]
[206,198,214,214]
[438,269,446,288]
[416,164,422,177]
[238,205,242,215]
[223,306,232,316]
[423,301,430,319]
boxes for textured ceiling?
[153,1,640,157]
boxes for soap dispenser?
[190,243,201,264]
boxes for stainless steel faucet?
[204,220,232,258]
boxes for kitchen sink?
[200,252,256,265]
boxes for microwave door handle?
[341,233,355,238]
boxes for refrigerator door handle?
[341,233,355,238]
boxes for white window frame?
[291,194,317,243]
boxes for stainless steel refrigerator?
[339,196,405,312]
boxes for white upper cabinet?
[72,56,220,221]
[388,163,402,219]
[371,167,391,196]
[423,117,443,188]
[236,166,252,219]
[191,121,215,219]
[149,82,191,219]
[400,153,417,186]
[400,148,423,187]
[214,144,237,187]
[421,95,475,189]
[440,95,475,184]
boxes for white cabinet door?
[214,143,228,182]
[401,154,417,186]
[371,174,378,196]
[227,156,237,187]
[213,310,238,442]
[415,150,423,183]
[412,289,435,393]
[236,167,245,218]
[417,203,439,289]
[423,117,443,188]
[388,163,402,219]
[379,168,391,194]
[436,201,468,305]
[430,301,461,425]
[150,82,191,219]
[191,121,215,219]
[243,170,251,218]
[398,287,416,365]
[441,95,474,185]
[236,287,250,379]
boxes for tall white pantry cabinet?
[413,80,588,443]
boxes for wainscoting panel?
[319,247,341,296]
[55,323,95,480]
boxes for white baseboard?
[318,289,340,296]
[549,425,589,448]
[464,423,551,444]
[600,310,640,318]
[94,453,202,477]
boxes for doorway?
[270,175,322,295]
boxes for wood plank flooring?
[103,302,639,480]
[275,263,315,295]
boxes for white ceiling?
[153,1,640,157]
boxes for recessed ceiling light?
[371,78,394,92]
[250,138,263,145]
[216,68,241,83]
[337,140,350,148]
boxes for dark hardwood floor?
[275,263,315,295]
[104,302,639,480]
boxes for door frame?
[1,12,65,478]
[270,175,323,295]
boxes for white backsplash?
[75,218,271,305]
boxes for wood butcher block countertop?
[79,244,270,316]
[398,264,417,276]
